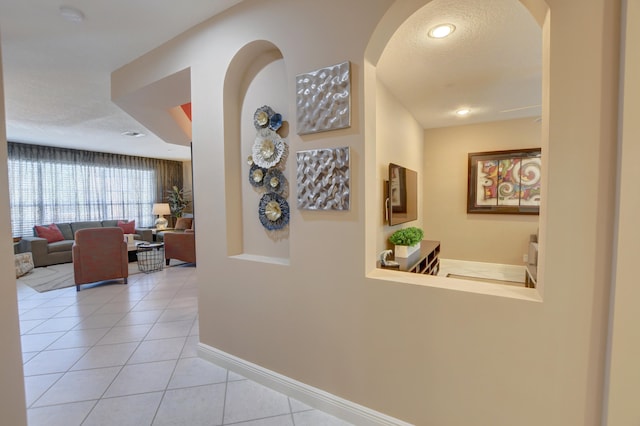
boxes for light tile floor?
[17,263,352,426]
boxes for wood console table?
[380,240,441,275]
[525,263,537,288]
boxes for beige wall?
[0,36,28,426]
[240,57,289,260]
[604,0,640,423]
[376,73,541,265]
[376,80,424,252]
[424,118,541,264]
[112,0,623,424]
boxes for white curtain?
[8,142,183,236]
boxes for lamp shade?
[152,203,171,216]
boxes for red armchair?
[164,231,196,265]
[72,227,128,291]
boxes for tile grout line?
[220,369,230,425]
[28,288,135,410]
[20,267,248,425]
[288,395,297,426]
[82,275,180,421]
[76,273,169,424]
[25,272,167,417]
[149,272,198,426]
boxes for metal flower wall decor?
[252,128,286,169]
[248,105,290,231]
[258,193,289,230]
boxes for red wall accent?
[180,103,192,121]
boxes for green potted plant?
[167,186,191,220]
[389,226,424,258]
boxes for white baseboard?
[197,343,413,426]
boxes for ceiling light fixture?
[428,24,456,39]
[59,6,85,23]
[456,108,471,116]
[121,131,146,138]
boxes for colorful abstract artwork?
[468,149,541,214]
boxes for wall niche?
[223,41,290,264]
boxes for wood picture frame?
[467,148,542,214]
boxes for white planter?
[395,242,420,258]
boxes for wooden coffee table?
[127,241,144,262]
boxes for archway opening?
[365,0,549,297]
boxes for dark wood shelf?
[382,240,441,275]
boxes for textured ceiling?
[377,0,542,129]
[0,0,542,161]
[0,0,243,161]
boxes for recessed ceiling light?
[456,108,471,116]
[121,131,146,138]
[428,24,456,39]
[59,6,85,23]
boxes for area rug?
[446,273,525,287]
[18,262,142,293]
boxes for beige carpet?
[446,273,525,287]
[18,262,142,293]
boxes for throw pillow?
[117,220,136,234]
[34,223,65,243]
[174,217,193,230]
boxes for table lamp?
[152,203,171,230]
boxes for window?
[8,143,182,237]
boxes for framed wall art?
[296,61,351,135]
[467,148,542,214]
[296,146,350,210]
[389,164,406,213]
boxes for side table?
[13,237,21,254]
[136,243,165,273]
